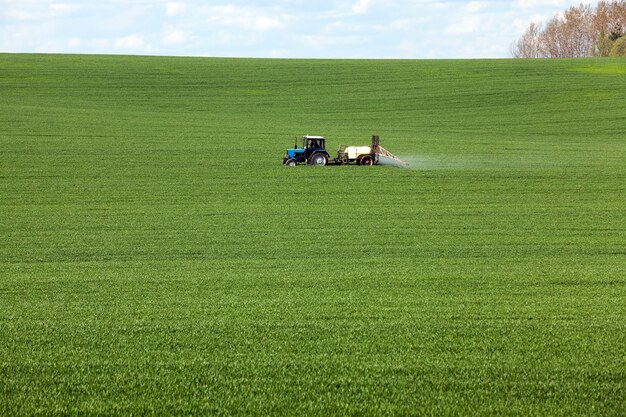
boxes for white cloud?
[91,38,112,50]
[270,49,287,58]
[206,5,289,31]
[513,13,547,31]
[49,3,80,15]
[162,27,189,45]
[445,15,482,35]
[352,0,370,14]
[68,37,81,48]
[254,16,284,30]
[115,34,146,50]
[4,9,33,20]
[298,33,368,53]
[390,19,411,30]
[517,0,566,7]
[166,2,187,17]
[465,1,489,13]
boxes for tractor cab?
[283,135,330,166]
[304,136,325,151]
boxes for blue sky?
[1,0,596,58]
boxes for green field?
[1,54,625,415]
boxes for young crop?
[1,54,625,416]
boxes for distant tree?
[596,30,613,56]
[592,1,626,54]
[609,22,624,40]
[513,1,626,58]
[539,5,594,58]
[511,22,542,58]
[610,35,626,55]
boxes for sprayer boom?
[371,135,408,167]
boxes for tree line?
[512,1,626,58]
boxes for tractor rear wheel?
[310,153,327,166]
[285,158,297,167]
[360,155,374,166]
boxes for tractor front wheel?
[310,153,328,166]
[285,158,297,167]
[360,155,374,166]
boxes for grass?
[0,53,625,415]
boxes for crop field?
[1,54,625,415]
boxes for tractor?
[283,134,407,167]
[282,135,330,166]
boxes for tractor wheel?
[285,158,297,167]
[360,155,374,166]
[310,153,327,166]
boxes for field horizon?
[1,53,625,415]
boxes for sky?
[0,0,597,59]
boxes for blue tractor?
[282,135,330,166]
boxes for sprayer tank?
[344,146,372,160]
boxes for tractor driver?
[308,139,318,149]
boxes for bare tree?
[538,4,594,58]
[513,1,626,58]
[512,22,542,58]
